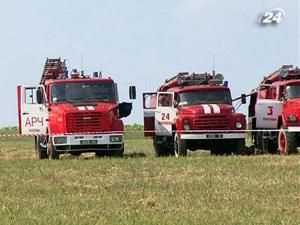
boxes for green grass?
[0,127,299,225]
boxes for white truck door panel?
[18,85,48,135]
[256,99,282,129]
[155,92,176,136]
[143,92,157,137]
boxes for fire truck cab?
[18,58,136,159]
[248,65,300,154]
[143,72,247,157]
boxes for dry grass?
[0,128,299,224]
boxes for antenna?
[212,54,215,77]
[80,54,84,72]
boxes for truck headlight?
[183,120,190,130]
[288,114,297,122]
[53,136,67,144]
[235,121,242,129]
[110,135,123,142]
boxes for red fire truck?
[248,65,300,154]
[17,58,136,159]
[143,72,247,157]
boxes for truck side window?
[25,88,37,104]
[270,87,276,99]
[144,94,157,109]
[158,93,172,107]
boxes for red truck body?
[143,72,247,157]
[248,65,300,154]
[18,58,135,159]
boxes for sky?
[0,0,299,127]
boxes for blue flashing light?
[93,72,99,77]
[62,70,68,79]
[223,81,228,87]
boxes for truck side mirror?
[129,86,136,100]
[119,102,132,118]
[241,94,246,104]
[36,88,44,104]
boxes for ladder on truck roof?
[40,58,67,84]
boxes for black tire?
[254,131,264,154]
[36,136,48,159]
[278,129,297,154]
[210,147,227,156]
[233,139,246,155]
[265,140,278,154]
[154,136,170,157]
[174,134,187,157]
[48,138,59,160]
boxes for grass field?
[0,127,299,225]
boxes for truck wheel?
[278,129,297,154]
[233,139,246,155]
[154,136,169,157]
[36,136,48,159]
[265,140,278,154]
[210,148,226,155]
[48,138,59,160]
[174,133,187,157]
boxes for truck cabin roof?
[163,85,230,93]
[272,79,300,87]
[45,77,114,86]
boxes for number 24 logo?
[161,113,170,120]
[259,8,285,25]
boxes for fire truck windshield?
[286,85,300,99]
[178,90,232,106]
[51,82,115,103]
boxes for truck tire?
[154,136,170,157]
[233,139,246,155]
[210,146,225,155]
[264,140,278,154]
[36,136,48,159]
[278,129,297,154]
[48,138,59,160]
[174,133,187,157]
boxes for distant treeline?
[0,125,144,134]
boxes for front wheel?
[174,133,187,157]
[36,136,48,159]
[153,136,170,157]
[232,139,246,155]
[48,138,59,160]
[278,129,297,154]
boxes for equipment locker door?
[18,85,48,135]
[143,92,157,137]
[155,92,175,136]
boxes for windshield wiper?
[84,98,111,102]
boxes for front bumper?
[181,133,246,140]
[52,133,124,152]
[288,126,300,132]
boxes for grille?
[66,112,104,133]
[193,115,230,130]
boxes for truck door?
[256,85,282,129]
[143,92,157,137]
[155,92,175,136]
[17,85,48,135]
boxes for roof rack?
[40,58,68,84]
